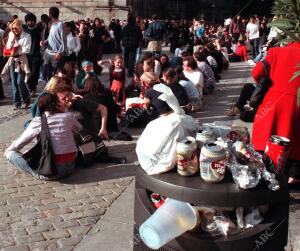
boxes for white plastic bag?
[136,84,199,175]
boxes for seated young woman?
[161,68,190,111]
[124,72,160,127]
[83,77,132,141]
[5,92,82,180]
[175,66,202,112]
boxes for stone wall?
[0,0,129,24]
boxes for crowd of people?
[0,6,299,185]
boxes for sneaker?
[224,105,240,116]
[247,60,256,66]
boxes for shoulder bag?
[249,60,272,109]
[24,114,57,177]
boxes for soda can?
[263,135,290,175]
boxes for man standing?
[121,15,143,78]
[246,16,260,59]
[41,7,67,80]
[24,13,42,97]
[144,14,166,56]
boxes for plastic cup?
[139,198,199,250]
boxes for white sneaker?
[247,60,256,66]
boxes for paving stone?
[37,217,63,225]
[26,224,54,234]
[53,220,80,230]
[2,216,21,224]
[6,196,32,205]
[50,247,74,251]
[77,216,99,226]
[4,183,25,189]
[16,233,45,245]
[0,224,10,231]
[12,228,28,236]
[1,245,29,251]
[21,212,47,221]
[92,200,112,208]
[1,187,18,195]
[67,225,91,236]
[60,211,84,221]
[33,187,55,194]
[43,229,70,240]
[29,240,59,250]
[41,197,65,205]
[8,207,38,217]
[57,236,82,248]
[44,208,73,216]
[0,235,15,248]
[102,193,119,203]
[83,208,106,217]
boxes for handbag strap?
[261,59,270,76]
[40,114,51,148]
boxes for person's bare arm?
[96,104,109,140]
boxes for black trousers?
[124,47,136,77]
[27,55,41,92]
[236,83,256,110]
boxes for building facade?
[0,0,129,23]
[0,0,273,24]
[128,0,274,22]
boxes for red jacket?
[236,45,248,61]
[251,42,300,161]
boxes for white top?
[154,60,161,77]
[179,79,200,99]
[246,22,259,40]
[67,33,81,56]
[175,47,186,58]
[6,31,32,55]
[207,55,217,68]
[224,18,232,26]
[7,112,82,155]
[183,70,204,97]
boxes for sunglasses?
[11,27,18,31]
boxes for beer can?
[263,135,290,175]
[199,143,226,182]
[196,129,215,149]
[177,137,199,176]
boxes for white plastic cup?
[139,198,199,250]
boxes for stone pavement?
[0,54,139,250]
[0,57,299,251]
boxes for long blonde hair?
[10,19,23,32]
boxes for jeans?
[43,51,65,81]
[135,47,142,65]
[124,47,136,77]
[7,150,75,180]
[0,56,5,98]
[249,38,260,59]
[9,62,30,107]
